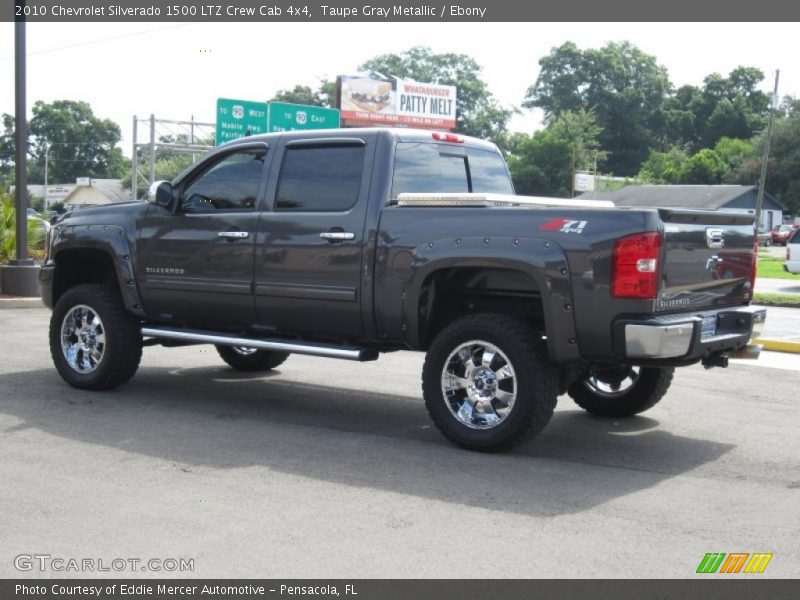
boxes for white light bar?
[395,192,614,209]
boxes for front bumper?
[615,305,766,363]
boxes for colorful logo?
[539,218,588,234]
[696,552,773,574]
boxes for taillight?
[751,239,758,293]
[611,232,661,299]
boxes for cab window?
[180,148,267,212]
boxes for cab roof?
[220,127,500,153]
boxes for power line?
[0,24,194,61]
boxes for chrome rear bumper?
[620,305,767,360]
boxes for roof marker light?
[432,132,464,143]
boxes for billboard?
[338,75,457,130]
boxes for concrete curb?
[0,297,44,309]
[753,338,800,354]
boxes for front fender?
[50,223,145,318]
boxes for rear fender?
[401,236,580,365]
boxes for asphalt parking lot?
[1,308,798,578]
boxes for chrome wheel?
[584,366,641,398]
[441,340,517,430]
[60,304,106,373]
[231,346,258,356]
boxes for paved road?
[757,305,800,343]
[1,308,798,579]
[756,277,800,296]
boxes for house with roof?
[583,185,786,230]
[61,179,133,210]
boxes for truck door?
[136,143,269,329]
[253,136,375,339]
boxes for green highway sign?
[216,99,341,145]
[267,101,340,132]
[215,98,268,146]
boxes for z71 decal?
[540,218,588,234]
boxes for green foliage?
[49,201,66,215]
[359,46,513,147]
[714,137,758,184]
[637,147,690,184]
[547,108,607,170]
[682,149,727,184]
[271,83,335,108]
[638,142,749,186]
[0,193,45,263]
[525,41,671,176]
[753,111,800,215]
[664,67,769,152]
[1,100,128,185]
[506,131,572,197]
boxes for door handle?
[218,231,249,239]
[319,232,355,241]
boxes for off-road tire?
[216,345,289,371]
[568,366,674,417]
[50,284,142,390]
[422,313,558,452]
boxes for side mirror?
[148,180,174,208]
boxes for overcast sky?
[0,22,797,158]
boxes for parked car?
[756,227,772,247]
[770,224,798,245]
[785,228,800,275]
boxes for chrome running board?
[141,326,378,361]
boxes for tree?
[359,46,514,146]
[714,137,758,184]
[548,108,607,181]
[2,100,127,185]
[506,109,606,197]
[682,149,727,184]
[0,114,16,192]
[271,82,335,107]
[666,68,769,152]
[637,147,690,184]
[525,41,671,176]
[753,111,800,215]
[506,131,572,197]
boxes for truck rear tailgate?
[658,209,756,312]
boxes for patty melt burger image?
[342,77,393,113]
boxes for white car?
[785,228,800,275]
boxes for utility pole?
[12,10,29,265]
[131,116,138,200]
[43,143,48,210]
[755,69,780,231]
[1,4,39,297]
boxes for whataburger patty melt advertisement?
[339,75,457,130]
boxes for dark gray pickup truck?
[39,128,766,451]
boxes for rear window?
[392,142,513,197]
[789,228,800,244]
